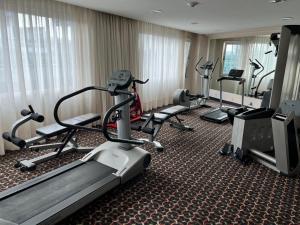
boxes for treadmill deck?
[0,161,118,225]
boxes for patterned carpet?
[0,103,300,225]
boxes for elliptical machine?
[173,57,219,109]
[246,58,264,96]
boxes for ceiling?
[57,0,299,35]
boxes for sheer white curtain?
[281,35,300,101]
[137,22,186,111]
[96,13,139,113]
[0,0,98,154]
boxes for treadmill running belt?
[0,161,117,225]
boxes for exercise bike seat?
[36,113,100,137]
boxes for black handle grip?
[31,113,44,123]
[21,109,32,117]
[134,79,149,84]
[2,132,26,148]
[2,132,11,141]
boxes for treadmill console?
[228,69,244,78]
[108,70,133,94]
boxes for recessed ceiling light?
[269,0,287,3]
[151,9,163,14]
[282,16,294,20]
[186,0,200,8]
[191,22,199,25]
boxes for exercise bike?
[108,77,148,128]
[173,57,219,109]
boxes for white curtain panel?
[96,13,139,114]
[0,0,99,154]
[137,22,186,111]
[281,35,300,101]
[187,34,209,95]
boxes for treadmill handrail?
[217,76,246,82]
[53,86,144,145]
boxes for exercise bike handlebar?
[53,86,144,145]
[134,78,149,85]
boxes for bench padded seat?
[160,105,189,115]
[142,105,188,124]
[36,113,100,137]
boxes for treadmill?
[0,70,153,225]
[200,69,246,123]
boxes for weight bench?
[139,105,193,151]
[3,106,100,171]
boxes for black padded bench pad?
[36,113,100,137]
[160,105,189,115]
[142,105,189,124]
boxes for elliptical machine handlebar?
[53,86,144,146]
[249,58,265,77]
[253,70,275,98]
[195,57,219,78]
[211,57,220,75]
[195,56,204,74]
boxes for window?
[0,13,76,94]
[222,42,242,74]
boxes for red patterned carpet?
[0,103,300,225]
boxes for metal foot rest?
[36,113,100,137]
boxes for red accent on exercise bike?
[107,78,149,129]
